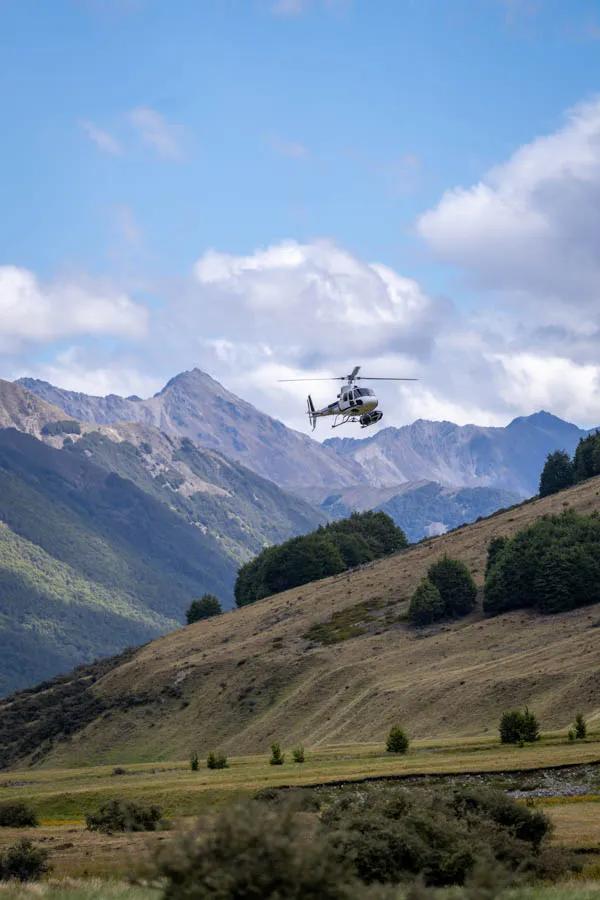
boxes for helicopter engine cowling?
[359,410,383,428]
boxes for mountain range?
[0,369,593,695]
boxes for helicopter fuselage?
[308,385,383,429]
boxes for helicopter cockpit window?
[355,387,374,397]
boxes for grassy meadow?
[1,733,600,889]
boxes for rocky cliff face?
[19,370,364,495]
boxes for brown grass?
[12,475,600,767]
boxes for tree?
[186,594,222,624]
[190,751,199,771]
[485,536,508,577]
[539,450,575,497]
[386,725,409,754]
[428,556,477,617]
[270,742,285,765]
[574,713,587,740]
[574,432,600,482]
[484,511,600,617]
[408,578,444,626]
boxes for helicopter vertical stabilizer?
[307,394,317,431]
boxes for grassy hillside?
[4,474,600,767]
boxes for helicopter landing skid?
[331,414,360,428]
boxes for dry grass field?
[17,474,600,768]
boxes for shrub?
[186,594,222,624]
[574,713,587,740]
[0,801,38,828]
[112,766,127,776]
[323,783,557,887]
[292,746,305,763]
[85,799,163,833]
[428,556,477,617]
[409,578,444,626]
[270,742,285,765]
[499,708,540,745]
[0,839,51,882]
[539,450,575,498]
[190,752,199,771]
[155,800,355,899]
[484,511,600,616]
[386,725,409,754]
[207,751,228,770]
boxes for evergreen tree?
[186,594,222,624]
[386,725,409,754]
[408,578,444,626]
[574,713,587,740]
[428,556,477,617]
[538,450,575,497]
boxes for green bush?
[386,725,409,754]
[574,713,587,740]
[190,751,199,771]
[85,799,164,833]
[499,708,540,745]
[155,800,355,899]
[484,511,600,616]
[186,593,222,624]
[292,746,305,763]
[0,838,51,882]
[322,783,557,887]
[235,511,407,606]
[270,742,285,766]
[0,801,38,828]
[428,556,477,617]
[408,578,444,626]
[207,751,228,770]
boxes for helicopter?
[278,365,417,431]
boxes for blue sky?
[3,0,600,431]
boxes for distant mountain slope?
[326,411,588,497]
[0,381,326,694]
[0,427,236,694]
[19,370,364,495]
[5,474,600,769]
[321,481,519,542]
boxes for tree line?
[234,511,407,607]
[539,430,600,497]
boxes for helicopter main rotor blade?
[356,377,418,381]
[277,377,345,382]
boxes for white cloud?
[418,98,600,307]
[267,135,309,159]
[0,266,148,350]
[129,106,183,160]
[80,120,122,155]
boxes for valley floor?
[2,735,600,892]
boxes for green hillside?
[0,428,236,694]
